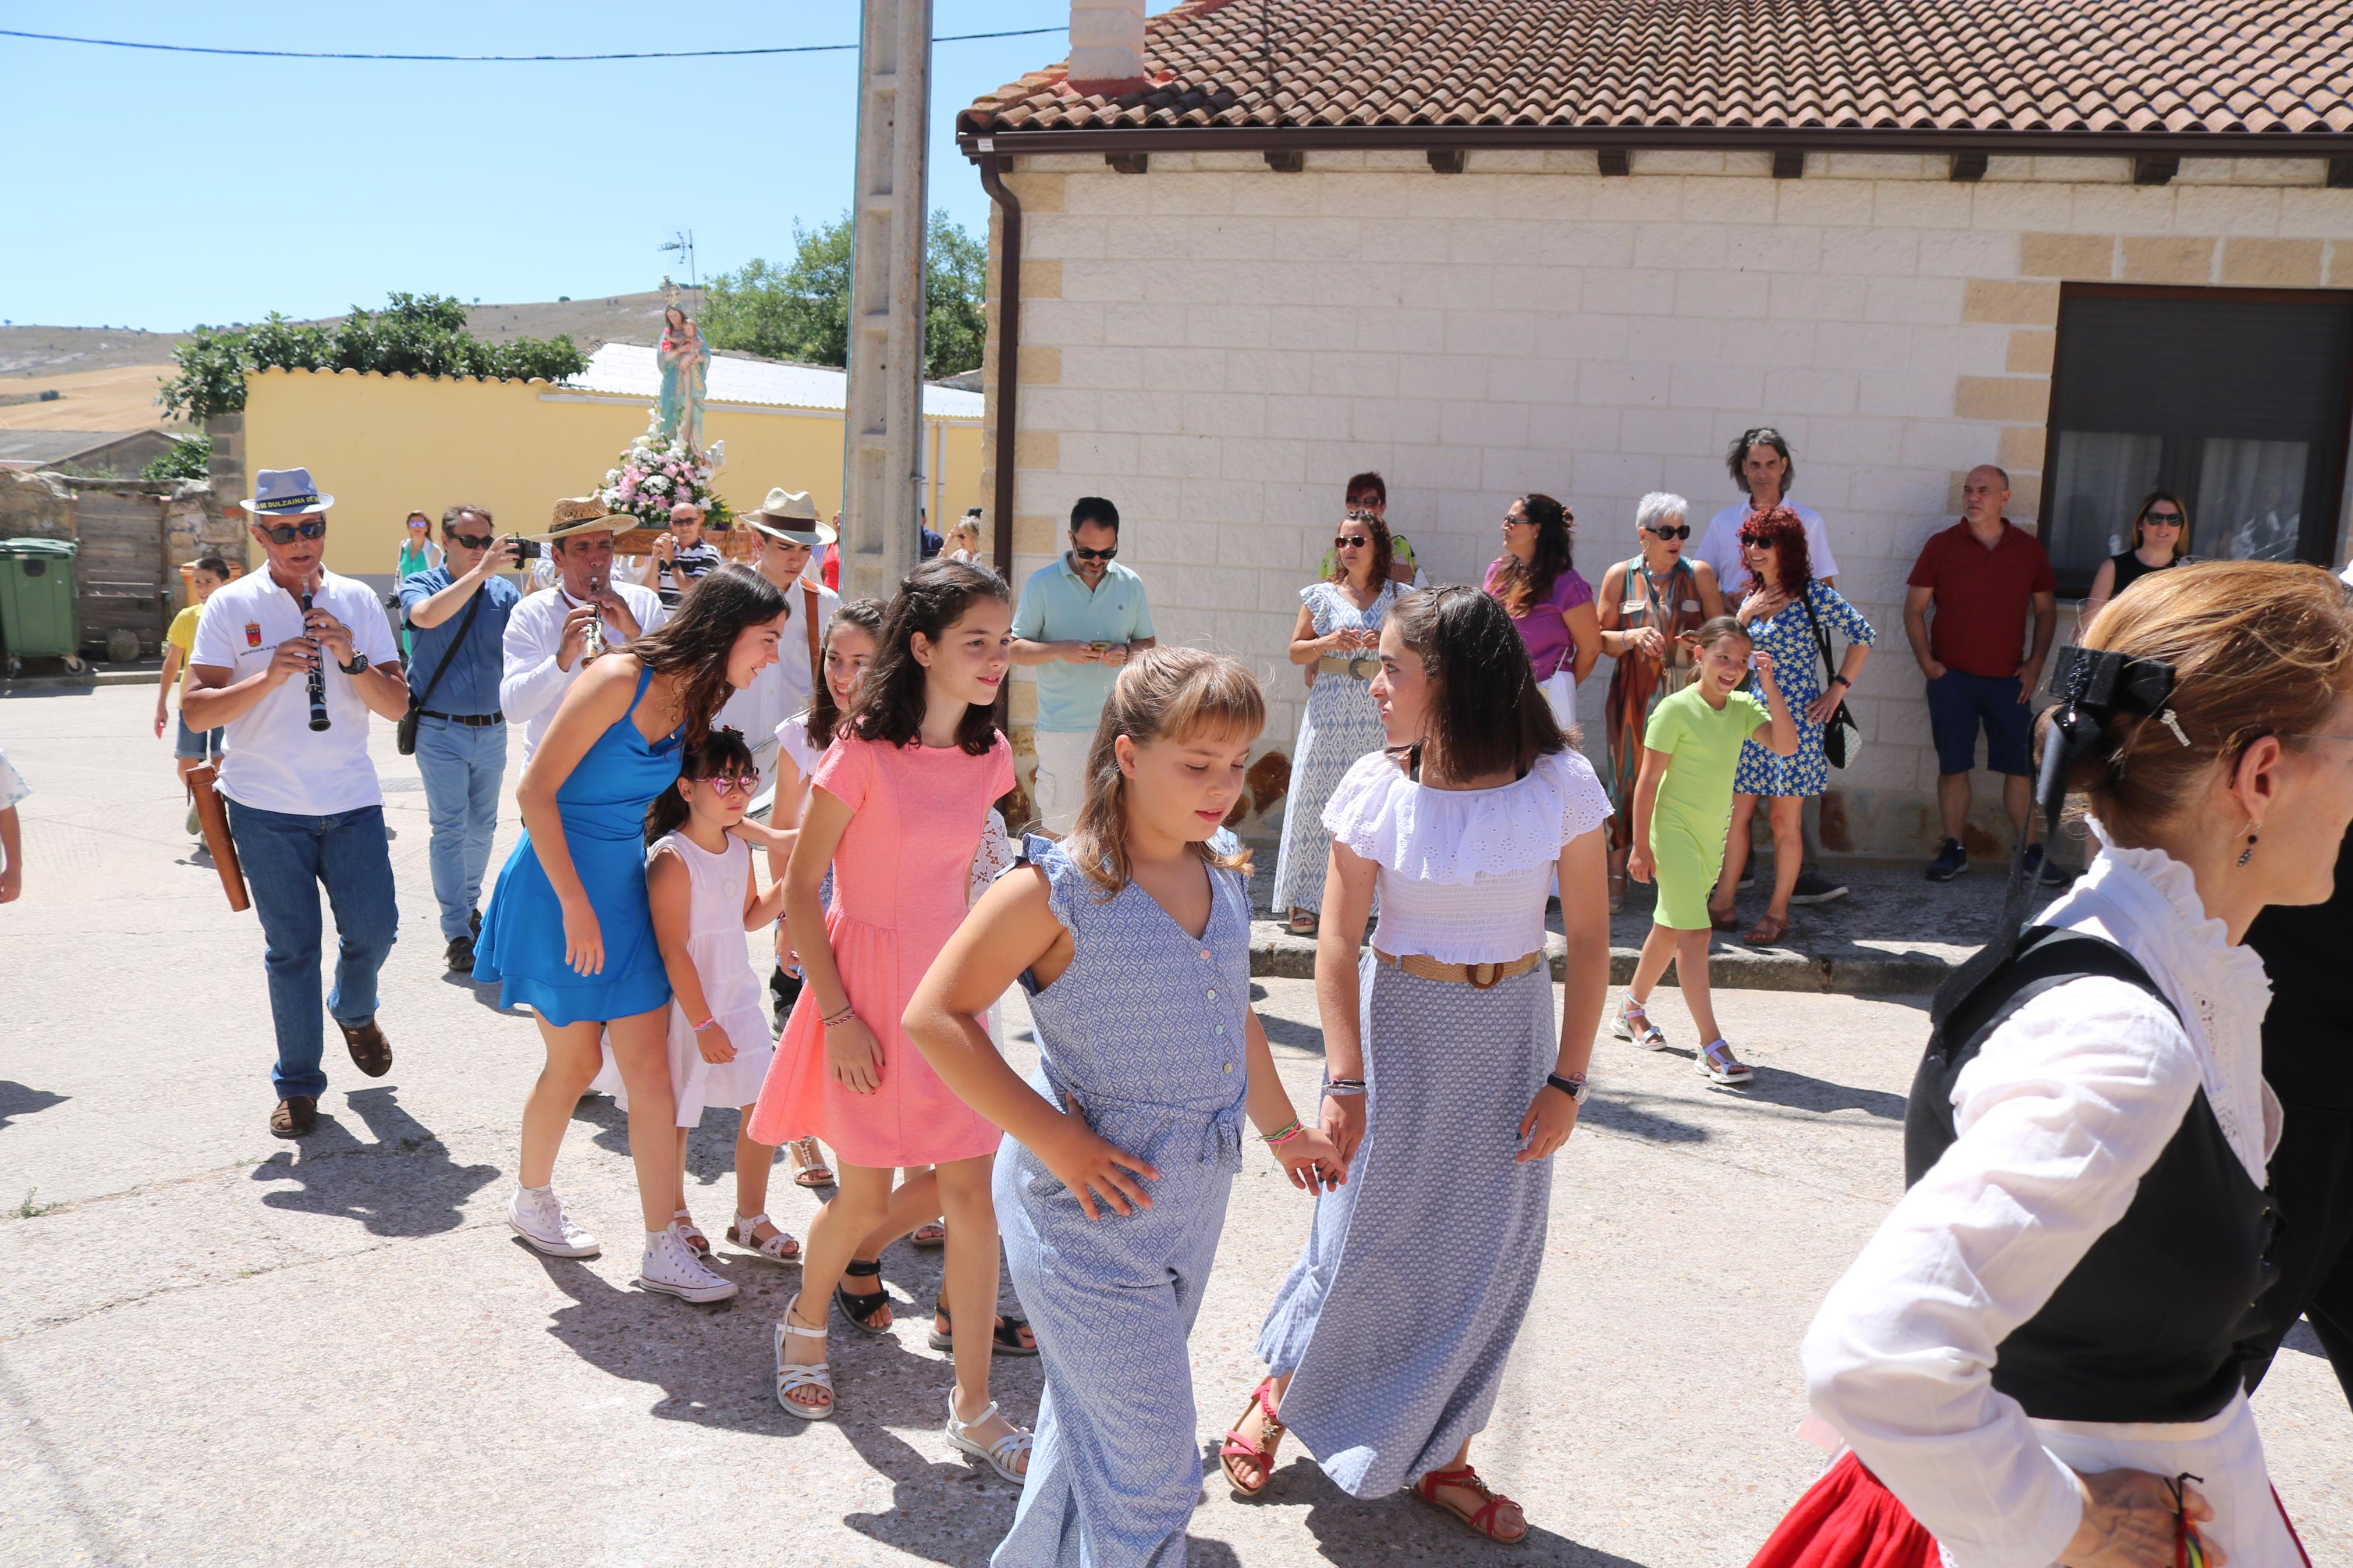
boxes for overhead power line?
[0,23,1064,62]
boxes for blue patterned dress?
[1272,579,1399,915]
[1730,578,1876,798]
[993,832,1255,1568]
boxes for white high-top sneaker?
[507,1185,599,1258]
[640,1224,739,1303]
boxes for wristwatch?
[338,652,371,675]
[1546,1071,1589,1104]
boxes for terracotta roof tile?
[960,0,2353,141]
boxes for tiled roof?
[554,344,983,421]
[960,0,2353,140]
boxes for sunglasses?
[2143,512,2185,527]
[448,532,496,551]
[695,773,759,795]
[1333,534,1370,550]
[1648,524,1692,540]
[256,519,327,544]
[1739,535,1777,549]
[1072,545,1117,562]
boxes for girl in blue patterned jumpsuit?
[906,648,1345,1567]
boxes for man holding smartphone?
[400,503,523,970]
[1010,495,1157,836]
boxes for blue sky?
[0,1,1141,330]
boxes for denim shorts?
[174,712,225,762]
[1926,669,2032,777]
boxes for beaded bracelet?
[1260,1118,1305,1146]
[1322,1078,1367,1098]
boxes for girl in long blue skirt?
[906,648,1344,1567]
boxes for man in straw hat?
[183,466,409,1139]
[500,496,668,766]
[718,488,839,792]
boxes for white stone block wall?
[977,152,2353,855]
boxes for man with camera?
[183,466,408,1140]
[400,504,524,971]
[501,496,667,767]
[638,499,723,607]
[1010,495,1158,836]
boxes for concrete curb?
[1249,922,1961,995]
[2,668,157,694]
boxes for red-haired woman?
[1710,507,1875,946]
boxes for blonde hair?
[1065,647,1265,895]
[2065,560,2353,844]
[948,518,982,550]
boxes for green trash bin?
[0,537,83,676]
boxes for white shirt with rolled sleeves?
[188,567,400,816]
[716,574,837,787]
[1696,501,1840,596]
[1798,834,2292,1568]
[499,581,669,763]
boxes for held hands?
[560,899,605,976]
[2060,1467,2221,1568]
[555,603,598,671]
[1516,1082,1581,1164]
[1319,1091,1367,1165]
[824,1013,885,1094]
[1038,1096,1160,1219]
[695,1021,738,1065]
[1273,1123,1347,1192]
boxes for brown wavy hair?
[850,558,1009,756]
[1066,648,1264,895]
[1389,585,1568,782]
[2060,560,2353,845]
[1737,504,1812,590]
[805,597,887,751]
[1492,492,1577,613]
[624,561,787,743]
[1328,510,1394,588]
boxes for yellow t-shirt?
[165,604,203,698]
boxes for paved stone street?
[3,685,2348,1567]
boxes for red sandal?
[1412,1463,1527,1544]
[1219,1377,1286,1497]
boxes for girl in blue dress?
[478,562,789,1304]
[906,648,1344,1565]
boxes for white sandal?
[1612,993,1668,1050]
[774,1294,834,1421]
[673,1207,709,1255]
[1696,1039,1755,1086]
[728,1212,801,1263]
[944,1391,1034,1484]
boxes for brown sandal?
[1742,913,1790,947]
[1412,1462,1527,1543]
[1708,897,1739,932]
[1220,1378,1286,1496]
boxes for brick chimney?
[1068,0,1149,94]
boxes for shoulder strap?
[1797,582,1837,680]
[623,662,655,720]
[411,584,487,711]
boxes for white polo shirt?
[190,566,401,816]
[717,574,839,777]
[500,579,669,762]
[1695,500,1841,596]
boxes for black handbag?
[395,587,485,756]
[1799,588,1861,769]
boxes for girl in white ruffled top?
[1752,560,2353,1568]
[1225,586,1613,1545]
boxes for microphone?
[300,572,331,731]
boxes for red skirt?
[1749,1452,1941,1568]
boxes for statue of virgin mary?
[656,304,712,451]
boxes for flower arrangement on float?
[599,421,732,532]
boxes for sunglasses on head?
[1648,523,1691,540]
[257,518,327,544]
[695,773,759,795]
[1072,545,1117,562]
[1333,533,1370,550]
[448,532,496,551]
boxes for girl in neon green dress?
[1619,618,1796,1085]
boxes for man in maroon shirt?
[1902,465,2059,884]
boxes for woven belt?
[420,710,505,727]
[1316,652,1380,680]
[1372,947,1546,989]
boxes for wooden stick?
[185,763,248,912]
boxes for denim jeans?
[413,716,507,940]
[226,800,399,1100]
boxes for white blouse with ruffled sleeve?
[1321,746,1612,965]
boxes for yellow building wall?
[240,367,982,577]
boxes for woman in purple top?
[1484,493,1600,730]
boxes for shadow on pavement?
[0,1080,70,1133]
[1258,1013,1329,1058]
[1736,1066,1908,1121]
[1576,1090,1709,1144]
[249,1086,498,1236]
[1261,1456,1653,1564]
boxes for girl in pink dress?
[750,559,1031,1476]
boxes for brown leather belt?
[1317,652,1380,680]
[1372,947,1546,989]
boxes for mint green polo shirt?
[1012,556,1156,732]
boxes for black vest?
[1904,928,2275,1424]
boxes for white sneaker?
[507,1185,599,1257]
[640,1224,739,1303]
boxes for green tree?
[699,211,988,379]
[140,432,212,483]
[157,292,588,422]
